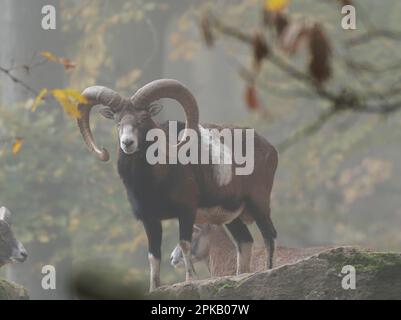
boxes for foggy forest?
[1,0,401,300]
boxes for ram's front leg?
[143,220,162,292]
[178,213,196,282]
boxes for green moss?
[218,281,237,290]
[211,274,262,295]
[325,248,401,273]
[209,279,238,295]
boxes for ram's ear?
[0,207,12,225]
[99,106,115,120]
[148,103,163,117]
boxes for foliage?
[264,0,289,13]
[31,87,87,119]
[40,51,76,70]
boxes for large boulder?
[0,278,29,300]
[151,247,401,300]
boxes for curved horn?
[130,79,199,147]
[77,86,127,161]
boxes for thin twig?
[0,66,39,96]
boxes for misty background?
[0,0,400,299]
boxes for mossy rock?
[0,278,29,300]
[323,247,401,271]
[151,247,401,300]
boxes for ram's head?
[0,207,28,268]
[76,79,199,161]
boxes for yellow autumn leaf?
[264,0,289,12]
[12,138,23,155]
[41,51,76,69]
[59,98,81,118]
[51,89,81,119]
[40,51,58,62]
[31,88,48,112]
[62,89,88,104]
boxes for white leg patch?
[148,253,160,292]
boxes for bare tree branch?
[202,10,401,150]
[0,65,39,96]
[208,14,401,111]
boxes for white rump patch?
[199,125,233,186]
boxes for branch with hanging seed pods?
[198,2,401,151]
